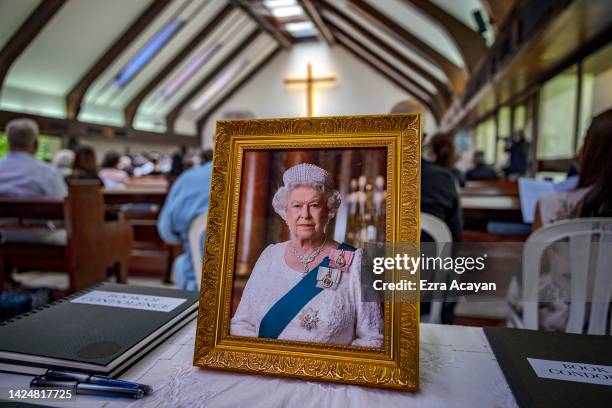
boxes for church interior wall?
[195,42,438,148]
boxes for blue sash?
[258,243,355,339]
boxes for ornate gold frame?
[194,114,421,390]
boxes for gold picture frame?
[194,114,421,390]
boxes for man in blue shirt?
[158,152,213,290]
[0,118,67,198]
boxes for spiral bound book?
[0,283,199,377]
[484,327,612,408]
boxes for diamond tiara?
[282,163,334,189]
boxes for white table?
[0,322,517,408]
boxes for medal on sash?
[329,249,354,272]
[316,266,341,290]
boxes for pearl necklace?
[290,236,327,274]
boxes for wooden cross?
[284,63,335,117]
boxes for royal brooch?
[299,308,320,331]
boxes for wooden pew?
[460,180,526,241]
[103,188,178,282]
[461,180,522,226]
[0,182,133,293]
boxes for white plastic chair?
[420,212,453,324]
[519,218,612,334]
[188,213,208,289]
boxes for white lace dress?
[230,242,383,348]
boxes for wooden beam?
[350,0,466,94]
[0,110,199,146]
[165,28,261,134]
[328,21,442,121]
[404,0,486,73]
[196,46,282,136]
[480,0,516,33]
[297,0,335,46]
[0,0,66,93]
[65,0,171,120]
[124,3,234,128]
[336,36,440,124]
[231,0,292,49]
[318,0,450,105]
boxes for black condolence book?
[484,327,612,408]
[0,283,198,376]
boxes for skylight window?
[190,60,249,111]
[285,21,316,37]
[162,43,222,100]
[263,0,296,8]
[270,5,303,18]
[113,18,184,88]
[285,21,314,32]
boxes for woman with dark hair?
[430,133,465,187]
[535,108,612,227]
[509,108,612,331]
[68,145,103,185]
[576,109,612,217]
[99,150,130,188]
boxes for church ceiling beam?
[480,0,516,34]
[403,0,487,73]
[0,109,199,146]
[318,0,450,106]
[230,0,292,49]
[165,28,261,134]
[65,0,171,120]
[196,46,282,136]
[349,0,466,95]
[328,21,443,121]
[336,35,440,124]
[0,0,66,95]
[124,3,234,128]
[331,29,440,122]
[297,0,335,46]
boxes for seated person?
[421,144,463,324]
[0,118,67,245]
[52,149,75,178]
[230,164,383,347]
[508,109,612,330]
[0,118,67,198]
[421,158,463,243]
[67,146,103,185]
[99,151,130,188]
[157,150,213,290]
[430,133,465,187]
[466,151,499,181]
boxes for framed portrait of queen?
[194,114,421,391]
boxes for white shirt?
[230,242,383,348]
[0,152,67,197]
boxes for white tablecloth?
[0,322,517,408]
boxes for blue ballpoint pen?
[45,368,153,395]
[31,376,145,399]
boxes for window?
[578,42,612,149]
[474,118,496,164]
[0,133,61,161]
[537,65,578,160]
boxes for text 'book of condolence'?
[0,283,199,377]
[485,327,612,408]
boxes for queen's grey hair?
[272,181,342,222]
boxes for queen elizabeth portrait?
[230,163,384,348]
